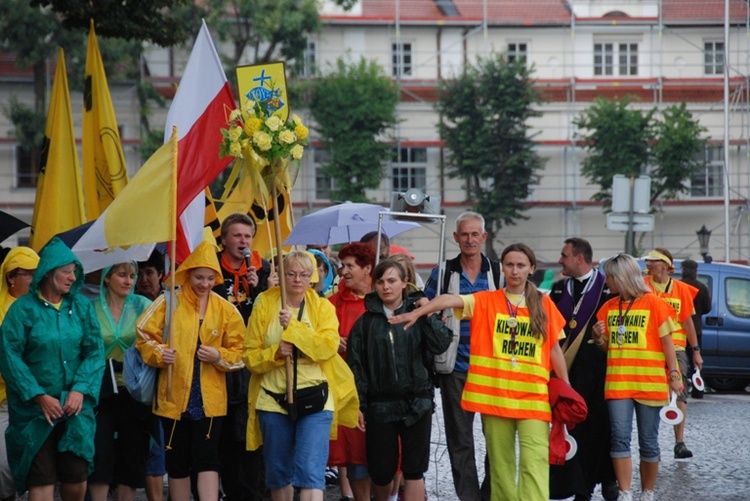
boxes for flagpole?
[167,126,178,402]
[272,181,294,405]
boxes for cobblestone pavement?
[39,388,749,501]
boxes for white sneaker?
[618,491,633,501]
[640,490,655,501]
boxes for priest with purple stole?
[549,238,618,501]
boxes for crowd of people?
[0,210,707,501]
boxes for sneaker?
[674,441,693,459]
[640,490,655,501]
[325,466,339,485]
[617,491,633,501]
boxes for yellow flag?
[217,172,293,259]
[83,19,129,220]
[102,130,177,247]
[236,62,290,123]
[30,48,86,252]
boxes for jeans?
[258,410,333,490]
[607,399,661,463]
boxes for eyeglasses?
[285,272,311,281]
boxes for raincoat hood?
[31,237,85,297]
[98,262,138,303]
[308,249,334,293]
[0,246,39,308]
[170,240,222,289]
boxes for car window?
[725,277,750,318]
[668,272,712,291]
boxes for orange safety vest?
[644,276,697,349]
[596,292,676,401]
[461,290,565,422]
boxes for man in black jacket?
[681,259,712,399]
[549,238,617,501]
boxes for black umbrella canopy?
[0,209,30,243]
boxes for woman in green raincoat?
[88,262,153,501]
[0,237,104,500]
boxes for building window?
[16,146,36,188]
[391,147,427,193]
[508,43,527,65]
[392,42,413,77]
[704,41,724,75]
[314,148,336,200]
[690,146,724,197]
[594,42,638,76]
[301,39,317,78]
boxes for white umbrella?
[283,202,420,246]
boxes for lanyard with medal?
[566,275,597,330]
[505,290,525,368]
[617,298,635,346]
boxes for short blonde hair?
[284,250,314,275]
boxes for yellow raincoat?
[136,241,245,420]
[244,287,359,451]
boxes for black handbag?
[264,300,329,420]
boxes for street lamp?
[696,225,712,262]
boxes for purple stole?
[556,271,606,341]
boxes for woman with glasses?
[592,253,682,501]
[245,250,358,501]
[0,238,104,501]
[392,243,569,501]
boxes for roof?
[324,0,748,25]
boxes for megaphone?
[659,391,684,425]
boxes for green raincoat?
[0,237,104,494]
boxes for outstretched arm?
[390,294,464,329]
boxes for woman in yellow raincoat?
[0,246,39,500]
[244,250,359,501]
[136,241,245,501]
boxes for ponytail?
[524,280,548,340]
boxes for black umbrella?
[0,209,30,243]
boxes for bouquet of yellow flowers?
[220,98,309,164]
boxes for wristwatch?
[692,345,701,351]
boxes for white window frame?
[391,146,427,193]
[392,41,414,78]
[507,42,528,66]
[313,148,336,200]
[594,41,639,76]
[704,40,724,76]
[301,39,317,78]
[689,145,724,198]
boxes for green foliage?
[574,97,707,207]
[650,102,709,200]
[2,98,45,152]
[30,0,196,46]
[205,0,320,71]
[436,53,544,236]
[308,57,400,202]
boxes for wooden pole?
[271,181,294,405]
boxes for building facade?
[1,0,748,268]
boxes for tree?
[436,53,545,257]
[308,57,400,202]
[575,96,707,253]
[30,0,196,46]
[574,96,707,207]
[204,0,320,71]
